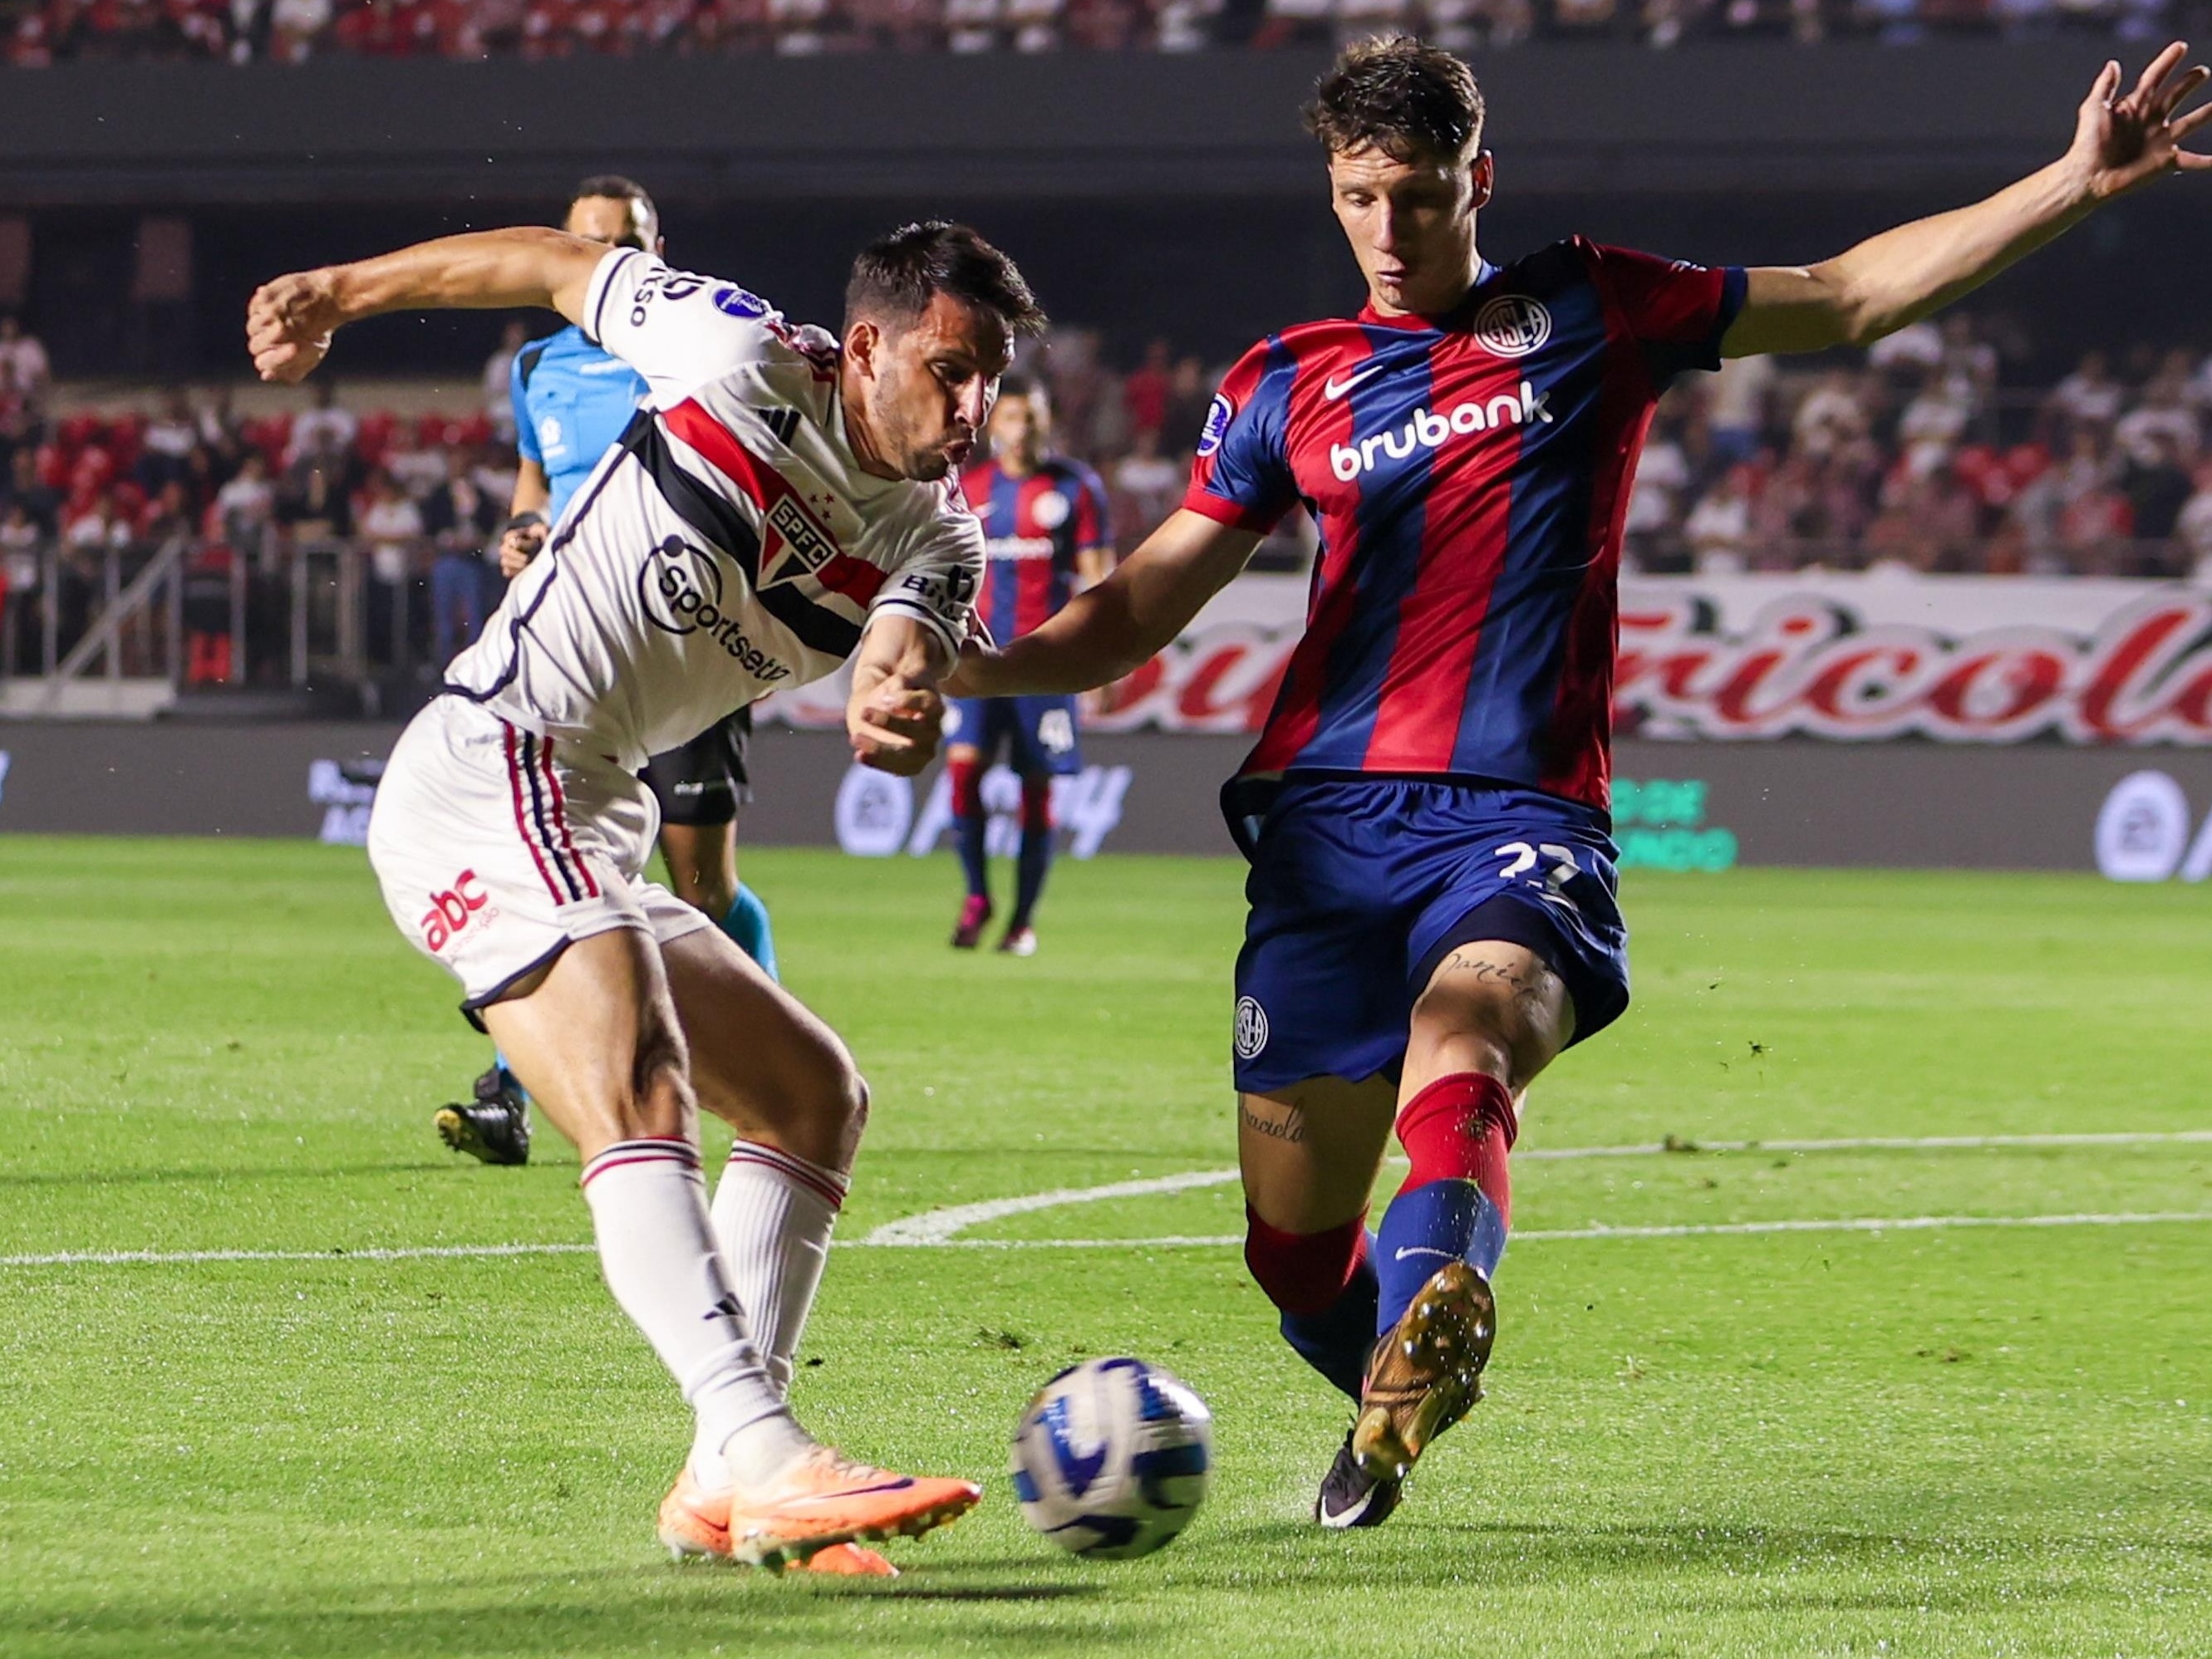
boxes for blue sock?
[721,884,778,982]
[1374,1179,1507,1338]
[491,1050,528,1105]
[1281,1236,1380,1401]
[1010,821,1052,930]
[954,811,988,902]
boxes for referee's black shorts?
[641,707,754,828]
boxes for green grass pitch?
[4,835,2212,1657]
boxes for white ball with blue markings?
[1010,1357,1214,1559]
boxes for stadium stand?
[0,0,2195,62]
[4,307,2210,696]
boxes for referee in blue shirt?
[435,175,779,1167]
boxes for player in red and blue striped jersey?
[956,37,2210,1527]
[946,374,1112,955]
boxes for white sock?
[710,1140,849,1397]
[578,1138,813,1490]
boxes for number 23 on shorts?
[1494,841,1584,910]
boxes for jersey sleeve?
[1069,460,1113,552]
[1587,243,1749,389]
[579,248,783,406]
[511,348,541,465]
[868,502,984,661]
[1180,339,1298,534]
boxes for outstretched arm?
[1724,43,2209,357]
[848,614,955,776]
[950,508,1262,698]
[247,228,608,383]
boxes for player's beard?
[903,445,954,483]
[866,371,966,483]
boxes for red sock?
[946,754,983,817]
[1019,777,1054,832]
[1243,1205,1369,1316]
[1395,1072,1517,1226]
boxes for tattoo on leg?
[1439,951,1536,989]
[1240,1101,1307,1145]
[1438,950,1559,1015]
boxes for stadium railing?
[0,533,465,716]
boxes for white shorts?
[366,696,715,1021]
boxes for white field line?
[858,1127,2212,1247]
[1522,1128,2212,1161]
[0,1243,598,1269]
[7,1128,2210,1270]
[861,1168,1244,1245]
[892,1210,2212,1249]
[10,1210,2212,1270]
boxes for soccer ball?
[1010,1357,1213,1559]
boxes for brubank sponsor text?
[1329,381,1555,481]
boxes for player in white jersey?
[247,219,1040,1571]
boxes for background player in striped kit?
[955,35,2210,1529]
[945,373,1112,955]
[437,175,781,1169]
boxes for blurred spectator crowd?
[0,319,514,682]
[2,0,2195,64]
[1022,312,2212,584]
[5,305,2212,690]
[1624,316,2212,580]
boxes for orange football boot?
[658,1445,980,1569]
[800,1543,898,1577]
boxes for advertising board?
[13,572,2212,875]
[759,573,2212,748]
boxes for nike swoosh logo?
[1323,363,1386,400]
[1393,1246,1458,1262]
[784,1479,917,1504]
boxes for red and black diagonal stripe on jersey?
[619,401,886,660]
[620,411,847,657]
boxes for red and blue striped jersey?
[962,455,1113,644]
[1184,237,1746,811]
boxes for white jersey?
[442,248,982,771]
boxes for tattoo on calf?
[1239,1102,1307,1145]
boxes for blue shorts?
[946,695,1082,778]
[1227,774,1630,1095]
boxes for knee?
[1406,984,1516,1077]
[675,852,737,921]
[845,1072,871,1141]
[1243,1205,1369,1316]
[691,871,737,923]
[1408,967,1558,1088]
[833,1062,869,1131]
[801,1035,870,1164]
[617,1018,696,1139]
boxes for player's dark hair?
[845,221,1046,338]
[1304,36,1485,164]
[997,370,1047,405]
[570,174,660,244]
